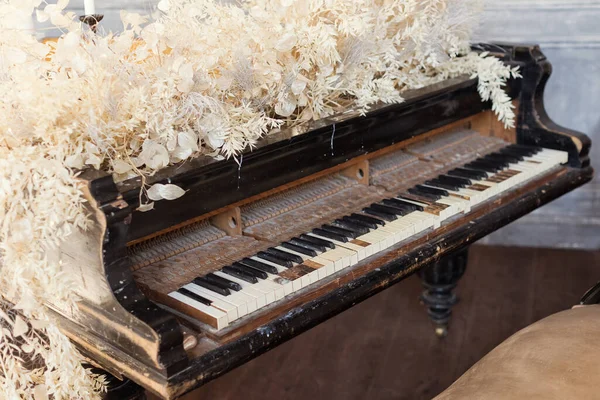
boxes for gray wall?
[57,0,599,249]
[474,0,600,249]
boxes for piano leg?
[418,247,469,338]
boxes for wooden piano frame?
[43,44,593,399]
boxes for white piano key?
[213,271,268,308]
[309,256,336,276]
[168,292,228,330]
[248,257,295,296]
[185,283,249,318]
[182,284,239,321]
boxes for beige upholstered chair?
[435,302,600,399]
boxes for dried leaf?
[13,316,29,337]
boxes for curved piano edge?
[57,173,189,384]
[165,165,594,400]
[483,42,592,168]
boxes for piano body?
[36,44,593,399]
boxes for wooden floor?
[175,245,600,400]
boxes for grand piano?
[42,43,593,399]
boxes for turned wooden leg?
[418,247,469,338]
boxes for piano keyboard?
[166,144,568,330]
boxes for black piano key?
[408,187,441,201]
[312,228,349,242]
[362,207,397,221]
[221,266,259,283]
[500,146,529,155]
[232,262,268,279]
[343,215,378,229]
[331,219,370,235]
[500,148,533,160]
[178,288,212,306]
[349,213,385,226]
[238,258,279,274]
[320,224,359,239]
[370,203,408,216]
[192,277,231,296]
[257,251,293,268]
[448,168,488,180]
[205,273,242,292]
[299,234,335,249]
[281,242,318,257]
[438,174,471,187]
[481,154,510,168]
[266,247,304,264]
[501,147,534,158]
[464,160,501,173]
[415,184,449,197]
[488,152,522,163]
[380,201,413,213]
[387,198,424,211]
[290,237,327,252]
[425,179,459,191]
[508,144,542,155]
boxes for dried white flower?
[147,184,186,201]
[0,0,519,398]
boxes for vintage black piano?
[43,44,593,399]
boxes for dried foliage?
[0,0,519,398]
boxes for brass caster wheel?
[435,326,448,338]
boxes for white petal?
[275,99,296,117]
[147,184,186,201]
[13,316,28,337]
[290,79,307,95]
[85,154,102,170]
[13,294,38,312]
[30,319,49,330]
[179,63,194,80]
[33,385,48,400]
[112,159,132,174]
[36,9,49,23]
[137,202,155,212]
[62,31,80,50]
[171,146,193,162]
[275,33,297,52]
[2,48,27,65]
[21,343,35,353]
[178,131,198,151]
[207,135,224,149]
[158,0,170,12]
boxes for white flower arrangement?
[0,0,520,398]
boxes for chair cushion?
[434,305,600,399]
